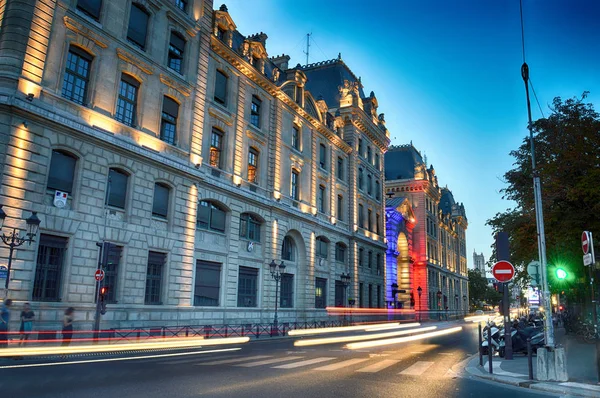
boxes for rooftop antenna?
[303,33,311,65]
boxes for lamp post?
[417,286,422,322]
[463,295,467,316]
[341,272,351,325]
[269,260,285,335]
[437,290,442,320]
[455,294,459,319]
[0,205,41,290]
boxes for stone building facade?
[0,0,389,331]
[473,250,486,274]
[384,144,468,313]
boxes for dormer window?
[217,27,226,41]
[252,56,259,68]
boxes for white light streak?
[294,326,437,347]
[288,322,419,336]
[346,327,463,350]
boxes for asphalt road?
[0,322,556,398]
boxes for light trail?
[463,315,488,323]
[0,347,241,369]
[326,307,415,314]
[346,326,463,350]
[293,326,437,347]
[0,336,249,357]
[288,322,420,336]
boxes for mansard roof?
[384,144,425,181]
[439,188,456,215]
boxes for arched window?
[47,150,78,194]
[281,236,295,261]
[106,168,129,209]
[240,213,262,242]
[197,200,227,232]
[335,242,346,263]
[316,236,329,259]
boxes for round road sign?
[492,260,515,283]
[95,269,105,282]
[582,231,591,254]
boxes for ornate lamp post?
[463,295,467,316]
[269,260,285,335]
[417,286,422,322]
[340,272,351,325]
[436,290,443,320]
[0,205,41,289]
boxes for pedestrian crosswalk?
[154,351,464,378]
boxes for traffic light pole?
[93,242,108,343]
[503,282,513,360]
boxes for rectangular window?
[376,213,381,235]
[335,280,345,307]
[358,168,363,190]
[62,47,92,105]
[358,248,364,267]
[197,201,226,233]
[335,244,345,262]
[375,181,380,200]
[358,138,363,156]
[175,0,187,11]
[292,125,300,150]
[214,70,227,105]
[375,153,380,169]
[32,234,68,302]
[337,195,343,221]
[237,266,258,307]
[368,284,373,308]
[377,285,381,308]
[319,143,327,169]
[115,74,139,127]
[239,214,261,242]
[160,96,179,145]
[367,146,372,163]
[376,253,382,275]
[291,169,299,200]
[210,129,223,168]
[168,32,185,74]
[77,0,102,20]
[106,168,129,209]
[318,185,325,213]
[359,282,364,308]
[368,209,373,231]
[248,148,258,184]
[152,183,169,219]
[145,251,165,305]
[103,243,122,304]
[337,156,344,180]
[368,251,373,269]
[358,204,364,228]
[280,273,294,308]
[367,174,372,196]
[316,238,328,259]
[47,150,77,194]
[127,3,149,50]
[250,96,261,128]
[315,277,327,309]
[194,260,221,306]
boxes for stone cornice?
[116,48,154,75]
[63,16,108,49]
[166,10,201,38]
[159,73,192,97]
[344,109,390,152]
[208,106,234,126]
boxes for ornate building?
[384,144,468,313]
[473,250,486,274]
[0,0,389,331]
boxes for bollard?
[527,337,533,380]
[479,323,483,367]
[488,325,493,374]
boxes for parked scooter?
[481,322,503,355]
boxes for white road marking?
[356,359,400,373]
[313,358,370,371]
[158,355,238,365]
[196,355,272,365]
[272,357,335,369]
[235,356,304,367]
[399,361,434,376]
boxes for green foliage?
[468,269,501,308]
[486,93,600,301]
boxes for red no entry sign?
[492,260,515,283]
[582,231,591,254]
[95,269,105,282]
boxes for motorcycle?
[481,323,503,356]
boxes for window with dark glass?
[367,174,372,195]
[237,266,258,307]
[239,213,261,242]
[377,285,381,308]
[358,204,364,228]
[103,244,122,303]
[375,153,380,169]
[106,168,129,209]
[376,253,382,275]
[337,156,344,180]
[358,168,363,190]
[292,125,300,150]
[168,31,185,74]
[145,251,164,305]
[375,180,380,200]
[115,74,139,127]
[217,27,225,40]
[376,213,381,235]
[248,148,259,184]
[209,128,223,168]
[197,200,226,232]
[368,250,373,269]
[250,96,261,128]
[291,169,299,200]
[214,70,227,105]
[160,96,179,145]
[367,146,372,163]
[281,236,295,261]
[174,0,187,12]
[62,46,92,105]
[280,274,294,308]
[47,150,77,194]
[359,282,364,308]
[32,234,68,302]
[337,195,343,221]
[77,0,102,20]
[194,260,221,306]
[127,3,149,50]
[315,277,327,308]
[319,143,327,169]
[368,209,373,231]
[318,185,326,213]
[358,138,363,156]
[335,243,346,263]
[316,236,328,259]
[368,284,373,308]
[152,183,170,219]
[358,248,364,267]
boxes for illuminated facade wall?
[0,1,390,330]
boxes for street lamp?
[437,290,443,320]
[340,272,351,325]
[0,205,41,289]
[417,286,422,322]
[269,259,285,335]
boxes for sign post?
[583,231,600,383]
[493,260,516,360]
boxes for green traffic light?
[556,268,567,280]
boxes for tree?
[487,93,600,301]
[468,269,501,309]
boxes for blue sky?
[222,0,600,268]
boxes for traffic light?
[99,286,108,315]
[555,268,567,280]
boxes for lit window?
[248,148,259,184]
[210,128,223,168]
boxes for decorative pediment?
[64,16,108,51]
[159,73,192,97]
[214,7,237,31]
[116,48,154,75]
[290,153,304,171]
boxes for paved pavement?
[0,322,557,398]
